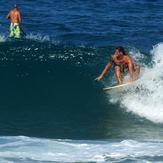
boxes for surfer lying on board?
[6,4,22,39]
[95,47,140,84]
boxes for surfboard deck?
[103,82,133,91]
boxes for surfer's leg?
[115,66,123,84]
[134,64,140,79]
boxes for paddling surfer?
[6,4,22,38]
[95,47,140,84]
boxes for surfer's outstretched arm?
[95,60,112,81]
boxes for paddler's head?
[13,4,18,10]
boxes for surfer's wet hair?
[115,47,126,55]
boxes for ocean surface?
[0,0,163,162]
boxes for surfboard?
[103,82,132,91]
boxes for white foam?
[0,136,163,162]
[109,43,163,123]
[26,33,50,42]
[0,35,6,42]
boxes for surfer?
[95,47,140,84]
[6,4,22,39]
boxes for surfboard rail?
[103,82,133,91]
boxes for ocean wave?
[1,37,163,124]
[0,136,163,162]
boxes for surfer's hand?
[95,75,103,81]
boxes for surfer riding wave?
[95,47,140,84]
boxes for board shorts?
[114,64,129,74]
[9,23,21,39]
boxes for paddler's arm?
[18,11,21,23]
[95,57,113,81]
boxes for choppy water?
[0,0,163,162]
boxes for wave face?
[0,38,162,141]
[0,136,163,163]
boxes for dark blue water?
[0,0,163,162]
[1,0,163,50]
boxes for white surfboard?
[103,82,133,91]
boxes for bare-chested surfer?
[95,47,140,84]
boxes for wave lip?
[0,136,163,162]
